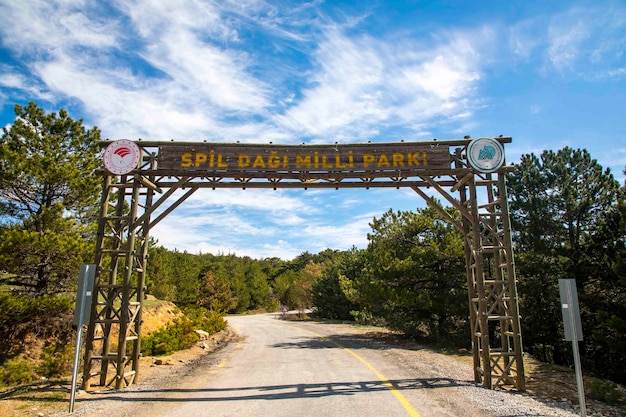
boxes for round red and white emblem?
[103,139,141,175]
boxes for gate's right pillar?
[461,170,525,391]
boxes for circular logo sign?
[103,139,141,175]
[467,137,505,173]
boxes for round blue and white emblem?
[467,137,505,173]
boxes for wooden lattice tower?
[82,137,525,391]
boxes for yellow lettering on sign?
[377,154,390,168]
[178,149,432,171]
[335,155,347,169]
[268,152,281,169]
[252,155,266,168]
[217,154,228,168]
[392,153,404,167]
[195,153,207,167]
[406,152,428,166]
[407,152,423,166]
[296,155,311,169]
[239,154,250,167]
[181,153,192,167]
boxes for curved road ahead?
[70,313,577,417]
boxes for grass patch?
[142,298,171,308]
[140,307,226,356]
[586,378,626,406]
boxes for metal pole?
[69,324,83,413]
[70,264,95,412]
[566,283,587,417]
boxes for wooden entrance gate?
[82,137,525,391]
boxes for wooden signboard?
[157,142,451,178]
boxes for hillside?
[0,299,233,417]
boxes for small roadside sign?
[558,278,587,417]
[70,264,96,413]
[73,264,96,327]
[559,279,583,341]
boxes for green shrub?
[586,379,625,406]
[140,308,226,356]
[183,307,227,334]
[141,317,198,356]
[0,357,36,387]
[0,293,75,387]
[37,344,74,378]
[0,293,74,360]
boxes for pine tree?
[0,103,101,294]
[0,102,101,232]
[508,148,625,382]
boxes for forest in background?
[1,103,625,389]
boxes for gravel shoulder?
[311,321,624,417]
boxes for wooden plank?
[98,136,513,148]
[157,143,451,177]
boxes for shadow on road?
[70,377,475,404]
[270,332,423,352]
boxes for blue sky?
[1,0,625,259]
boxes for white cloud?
[547,15,589,71]
[604,67,626,79]
[299,212,373,249]
[274,27,486,141]
[33,59,212,139]
[146,187,322,255]
[145,184,388,258]
[0,0,280,141]
[509,18,547,60]
[273,30,385,138]
[0,0,119,54]
[546,4,626,77]
[116,0,231,40]
[504,3,626,81]
[184,188,310,212]
[131,13,271,112]
[150,206,273,255]
[0,68,54,105]
[0,0,495,143]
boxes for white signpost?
[558,279,587,417]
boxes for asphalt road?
[135,313,428,417]
[179,315,418,417]
[66,313,579,417]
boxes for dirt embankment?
[0,299,228,417]
[139,299,183,335]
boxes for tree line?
[1,103,625,386]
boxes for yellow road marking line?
[212,325,242,371]
[280,322,422,417]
